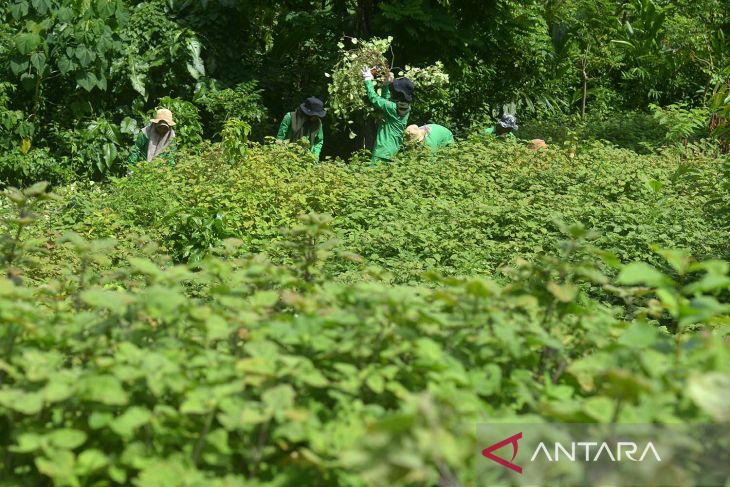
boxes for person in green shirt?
[484,114,518,140]
[276,97,326,161]
[129,108,178,166]
[405,124,454,153]
[362,67,414,163]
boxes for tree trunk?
[356,0,376,37]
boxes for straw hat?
[151,108,176,127]
[528,139,547,150]
[406,124,426,142]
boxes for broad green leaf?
[24,181,49,196]
[78,375,128,405]
[617,321,658,348]
[10,58,29,76]
[142,285,185,315]
[75,45,95,67]
[35,450,76,483]
[547,281,577,302]
[687,373,730,421]
[135,460,198,487]
[0,390,43,415]
[47,429,87,449]
[186,38,205,79]
[10,433,43,453]
[120,116,137,134]
[262,384,295,412]
[95,0,115,17]
[655,248,692,275]
[57,6,73,22]
[57,56,75,75]
[75,71,98,91]
[249,290,279,308]
[88,411,113,429]
[15,33,41,55]
[128,257,161,276]
[206,314,233,341]
[80,288,133,313]
[583,396,616,423]
[10,0,30,19]
[617,262,672,288]
[366,374,385,394]
[299,368,329,387]
[75,449,108,476]
[130,71,146,97]
[30,52,46,73]
[110,406,152,437]
[43,381,73,404]
[206,429,231,454]
[181,391,216,415]
[109,465,127,483]
[31,0,51,15]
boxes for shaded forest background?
[0,0,728,181]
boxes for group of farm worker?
[130,67,541,166]
[276,67,527,163]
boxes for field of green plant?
[2,0,730,485]
[1,136,729,486]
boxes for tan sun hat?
[150,108,176,127]
[528,139,547,151]
[405,124,426,142]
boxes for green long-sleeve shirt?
[128,132,177,166]
[484,126,517,141]
[364,79,410,162]
[421,124,454,153]
[276,112,324,161]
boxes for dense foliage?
[42,138,727,280]
[1,1,729,486]
[0,152,729,484]
[1,0,728,183]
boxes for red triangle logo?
[481,432,523,474]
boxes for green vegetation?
[1,139,729,485]
[1,0,728,179]
[1,0,730,485]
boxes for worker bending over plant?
[484,114,518,140]
[277,97,326,161]
[362,66,414,163]
[405,123,454,153]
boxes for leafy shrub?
[709,76,730,149]
[0,148,70,188]
[520,112,668,153]
[650,102,709,144]
[120,1,206,101]
[53,137,726,284]
[401,62,452,127]
[328,37,449,139]
[0,189,728,486]
[0,82,33,153]
[45,117,128,180]
[221,119,252,159]
[195,81,267,137]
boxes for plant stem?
[192,411,214,467]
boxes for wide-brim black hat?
[392,78,414,102]
[497,114,518,130]
[300,97,327,117]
